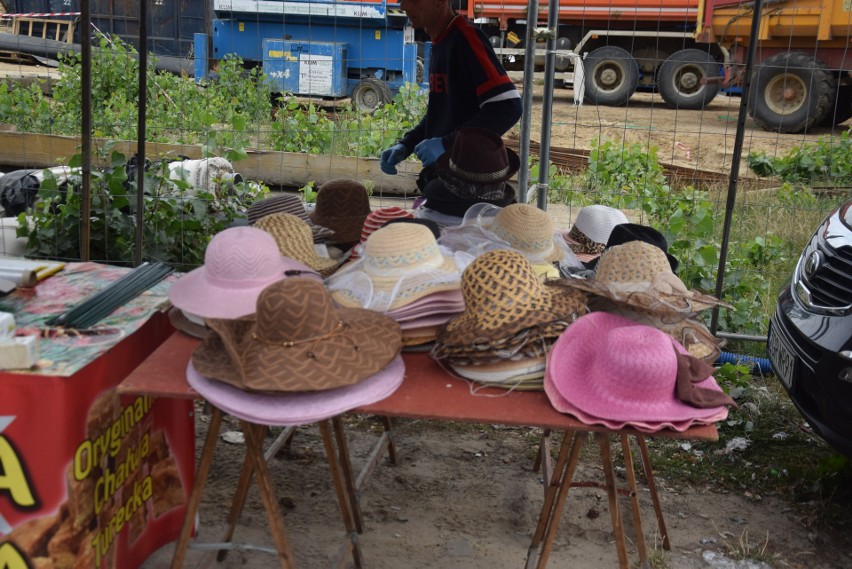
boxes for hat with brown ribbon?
[436,249,587,347]
[192,278,402,393]
[553,240,729,314]
[309,179,372,245]
[436,127,520,186]
[255,212,341,277]
[247,193,335,243]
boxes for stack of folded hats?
[349,206,413,261]
[561,204,629,267]
[310,179,372,253]
[545,311,735,432]
[168,226,321,339]
[185,278,405,434]
[431,249,587,391]
[324,222,471,348]
[246,193,335,243]
[255,212,342,277]
[551,240,729,363]
[439,203,582,279]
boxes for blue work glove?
[380,143,409,175]
[414,137,446,168]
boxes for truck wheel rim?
[596,63,624,91]
[765,75,807,116]
[676,66,702,95]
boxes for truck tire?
[749,52,836,134]
[583,46,639,106]
[352,78,393,113]
[819,85,852,127]
[658,49,721,110]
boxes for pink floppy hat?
[548,311,730,424]
[168,226,320,319]
[186,356,404,425]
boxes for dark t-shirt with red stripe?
[400,16,520,152]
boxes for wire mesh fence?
[0,0,849,346]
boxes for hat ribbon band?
[449,159,510,182]
[251,321,359,358]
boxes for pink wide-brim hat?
[168,226,320,319]
[547,311,728,424]
[186,356,404,425]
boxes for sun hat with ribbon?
[255,212,342,277]
[325,222,472,312]
[247,193,335,243]
[309,178,372,245]
[191,278,402,393]
[436,249,587,347]
[436,127,520,188]
[546,311,734,426]
[186,356,404,425]
[589,223,679,272]
[168,226,320,319]
[350,206,414,260]
[553,240,729,315]
[563,205,629,263]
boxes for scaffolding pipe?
[134,0,148,267]
[516,0,539,203]
[536,0,561,212]
[80,0,91,262]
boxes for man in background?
[380,0,523,190]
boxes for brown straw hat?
[192,278,402,392]
[255,212,341,277]
[437,249,587,346]
[553,240,729,314]
[436,127,520,185]
[168,307,210,340]
[309,179,372,245]
[247,193,335,243]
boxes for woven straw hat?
[437,249,587,346]
[169,226,309,319]
[186,356,404,425]
[255,212,341,277]
[310,179,372,245]
[247,193,335,243]
[563,205,629,262]
[546,311,730,426]
[554,240,729,314]
[192,278,402,393]
[350,206,414,260]
[491,204,564,263]
[326,223,469,312]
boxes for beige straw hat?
[437,249,587,346]
[490,203,564,263]
[255,212,341,277]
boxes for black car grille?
[773,306,821,369]
[804,243,852,310]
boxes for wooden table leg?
[242,420,297,569]
[598,434,629,569]
[332,416,363,533]
[381,416,398,465]
[620,434,647,563]
[319,420,364,569]
[170,407,223,569]
[532,429,552,477]
[636,435,670,550]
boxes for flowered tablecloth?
[0,262,174,376]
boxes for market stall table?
[0,262,195,569]
[117,332,718,569]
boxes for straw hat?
[547,311,733,425]
[168,307,210,340]
[168,226,316,319]
[255,212,341,277]
[590,223,679,272]
[350,206,413,260]
[563,205,629,263]
[436,249,587,347]
[553,240,729,314]
[192,278,402,393]
[186,356,404,425]
[247,193,335,243]
[309,179,372,245]
[326,223,469,312]
[490,204,566,264]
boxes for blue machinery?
[193,0,429,109]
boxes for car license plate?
[768,326,796,390]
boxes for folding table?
[118,332,718,569]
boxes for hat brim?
[192,308,402,392]
[186,356,404,425]
[550,278,728,314]
[168,307,210,340]
[435,147,520,184]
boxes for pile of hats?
[348,206,414,261]
[439,203,581,279]
[431,249,587,391]
[325,222,471,348]
[247,192,335,243]
[544,311,735,432]
[551,239,728,362]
